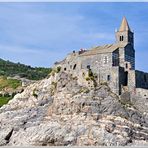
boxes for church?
[55,17,148,95]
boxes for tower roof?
[119,17,131,32]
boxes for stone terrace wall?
[136,70,148,89]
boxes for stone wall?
[124,44,135,70]
[128,70,136,93]
[136,70,148,89]
[119,67,126,94]
[54,46,147,95]
[80,52,113,72]
[136,88,148,99]
[80,53,120,94]
[118,44,135,70]
[119,47,125,68]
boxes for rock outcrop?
[0,72,148,146]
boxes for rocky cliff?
[0,71,148,146]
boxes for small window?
[126,63,128,69]
[87,65,90,69]
[120,36,121,41]
[107,75,111,81]
[120,35,124,41]
[64,68,66,71]
[104,56,108,64]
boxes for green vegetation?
[0,96,12,107]
[56,66,61,73]
[0,76,21,91]
[51,81,57,88]
[0,58,52,80]
[33,89,38,98]
[85,69,97,87]
[85,77,91,81]
[0,58,52,107]
[88,69,93,77]
[85,69,95,81]
[49,66,61,77]
[50,81,57,96]
[79,87,90,93]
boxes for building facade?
[55,17,148,95]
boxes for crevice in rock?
[5,128,14,143]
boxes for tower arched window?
[126,63,128,69]
[120,36,124,41]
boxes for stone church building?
[55,17,148,95]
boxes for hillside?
[0,58,52,107]
[0,76,22,107]
[0,70,147,146]
[0,58,52,80]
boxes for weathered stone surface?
[0,72,147,146]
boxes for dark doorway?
[124,72,128,86]
[87,65,90,69]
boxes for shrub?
[51,81,57,88]
[85,77,90,81]
[11,92,17,98]
[50,81,58,96]
[88,69,93,77]
[56,66,61,73]
[4,93,10,97]
[79,88,90,93]
[33,89,38,98]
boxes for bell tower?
[116,17,134,47]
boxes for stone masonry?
[54,17,148,95]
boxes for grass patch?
[0,76,21,91]
[0,96,12,107]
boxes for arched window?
[126,63,128,69]
[120,36,124,41]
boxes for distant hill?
[0,58,52,80]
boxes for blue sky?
[0,2,148,71]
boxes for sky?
[0,2,148,71]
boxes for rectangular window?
[104,56,108,64]
[107,75,111,81]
